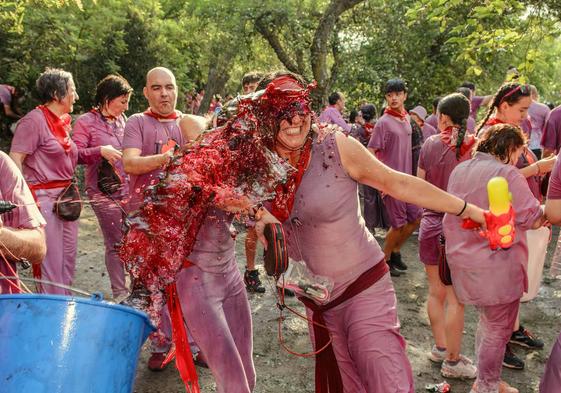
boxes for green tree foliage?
[1,0,561,119]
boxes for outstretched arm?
[335,132,484,224]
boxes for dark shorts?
[419,235,440,266]
[383,195,422,229]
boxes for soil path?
[70,206,561,393]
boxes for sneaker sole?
[502,361,524,370]
[509,339,544,349]
[428,354,445,363]
[441,370,477,380]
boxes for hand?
[100,145,122,164]
[312,123,341,143]
[461,203,487,229]
[254,207,281,250]
[537,154,556,174]
[213,187,252,213]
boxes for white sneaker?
[429,345,447,363]
[441,354,477,379]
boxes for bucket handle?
[0,276,93,297]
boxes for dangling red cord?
[165,282,200,393]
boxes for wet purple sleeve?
[122,116,144,150]
[10,114,42,155]
[548,152,561,199]
[0,152,45,229]
[367,121,385,151]
[543,111,561,151]
[507,169,542,230]
[72,116,102,165]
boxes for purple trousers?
[89,192,127,298]
[175,262,255,393]
[308,273,414,393]
[540,332,561,393]
[474,300,519,393]
[36,189,78,295]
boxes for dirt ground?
[69,205,560,393]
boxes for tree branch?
[254,13,301,74]
[311,0,364,87]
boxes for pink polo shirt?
[122,113,185,212]
[72,111,128,197]
[10,108,78,185]
[442,152,542,306]
[368,113,413,174]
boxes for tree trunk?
[197,53,233,115]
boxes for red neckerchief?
[384,107,408,120]
[485,117,505,126]
[440,126,477,158]
[90,108,116,122]
[271,138,313,222]
[143,108,180,121]
[37,105,72,153]
[363,122,374,138]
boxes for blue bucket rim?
[0,293,155,331]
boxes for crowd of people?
[0,65,560,393]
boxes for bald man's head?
[143,67,178,115]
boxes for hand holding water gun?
[462,177,515,250]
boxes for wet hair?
[94,74,133,108]
[384,79,407,94]
[327,92,343,106]
[457,87,472,101]
[432,96,441,112]
[360,103,377,122]
[36,68,74,104]
[242,71,263,87]
[476,82,531,135]
[460,82,476,91]
[437,93,471,159]
[476,123,526,164]
[256,70,308,91]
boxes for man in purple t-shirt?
[318,91,352,133]
[368,79,421,276]
[528,85,550,159]
[122,67,188,370]
[541,104,561,158]
[460,82,492,120]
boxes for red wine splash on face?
[119,76,315,340]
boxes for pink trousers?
[474,300,519,393]
[35,190,78,295]
[175,262,255,393]
[308,273,414,393]
[89,192,127,298]
[540,332,561,393]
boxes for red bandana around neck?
[440,126,476,158]
[143,108,180,121]
[363,122,374,138]
[384,107,408,120]
[485,117,505,127]
[38,105,72,153]
[271,138,313,222]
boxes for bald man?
[123,67,187,370]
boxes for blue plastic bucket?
[0,293,155,393]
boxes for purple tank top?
[284,133,386,300]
